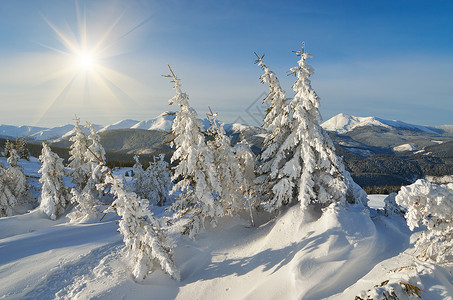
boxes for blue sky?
[0,0,452,127]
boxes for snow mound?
[1,199,452,298]
[322,113,438,134]
[393,143,418,152]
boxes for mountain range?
[1,112,451,142]
[0,112,176,141]
[2,112,453,189]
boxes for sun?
[76,52,96,71]
[35,2,151,124]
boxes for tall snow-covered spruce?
[257,44,366,212]
[164,66,224,238]
[254,52,292,209]
[39,142,70,220]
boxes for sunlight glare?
[77,52,95,70]
[35,2,151,125]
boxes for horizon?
[1,0,452,127]
[1,110,451,131]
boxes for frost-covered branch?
[396,179,453,263]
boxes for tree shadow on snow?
[182,228,340,283]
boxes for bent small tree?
[103,173,180,281]
[80,147,180,280]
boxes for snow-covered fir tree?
[5,148,29,209]
[7,148,20,168]
[133,154,173,207]
[3,139,14,157]
[132,155,150,199]
[149,154,173,206]
[253,53,292,207]
[165,66,223,238]
[68,117,90,192]
[233,140,257,224]
[206,110,255,215]
[39,142,70,220]
[0,163,17,217]
[68,122,106,222]
[259,44,366,212]
[103,171,180,281]
[84,122,106,196]
[396,179,453,263]
[17,137,29,160]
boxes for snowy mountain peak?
[0,124,47,139]
[322,113,438,134]
[99,119,140,132]
[321,113,389,134]
[131,111,175,132]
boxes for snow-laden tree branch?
[396,179,453,263]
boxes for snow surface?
[1,160,452,299]
[393,143,418,152]
[322,113,438,134]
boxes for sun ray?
[92,11,126,55]
[75,1,88,52]
[36,2,151,124]
[41,15,79,55]
[35,75,78,124]
[95,14,152,57]
[34,42,75,62]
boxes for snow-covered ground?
[1,159,452,299]
[393,143,417,152]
